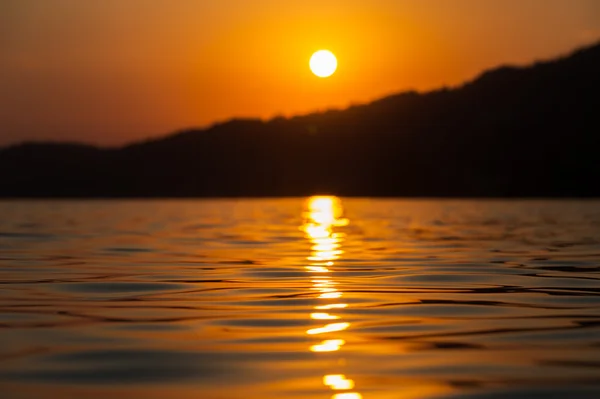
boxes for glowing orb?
[310,50,338,78]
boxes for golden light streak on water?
[310,339,346,353]
[306,322,350,335]
[315,303,348,310]
[310,312,340,320]
[319,292,343,299]
[317,288,337,293]
[303,196,363,398]
[324,374,356,390]
[305,266,330,273]
[313,282,335,288]
[308,252,342,261]
[331,393,363,399]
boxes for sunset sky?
[1,0,598,146]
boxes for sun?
[310,50,337,78]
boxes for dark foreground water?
[0,198,599,399]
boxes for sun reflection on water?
[303,196,362,399]
[324,374,356,390]
[331,393,363,399]
[306,322,350,335]
[310,339,346,353]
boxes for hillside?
[1,42,599,197]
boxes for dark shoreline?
[2,42,599,199]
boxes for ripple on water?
[53,282,191,295]
[0,199,599,399]
[1,349,244,384]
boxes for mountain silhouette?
[1,42,599,197]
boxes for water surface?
[0,198,599,398]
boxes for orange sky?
[1,0,599,146]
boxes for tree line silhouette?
[1,42,598,197]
